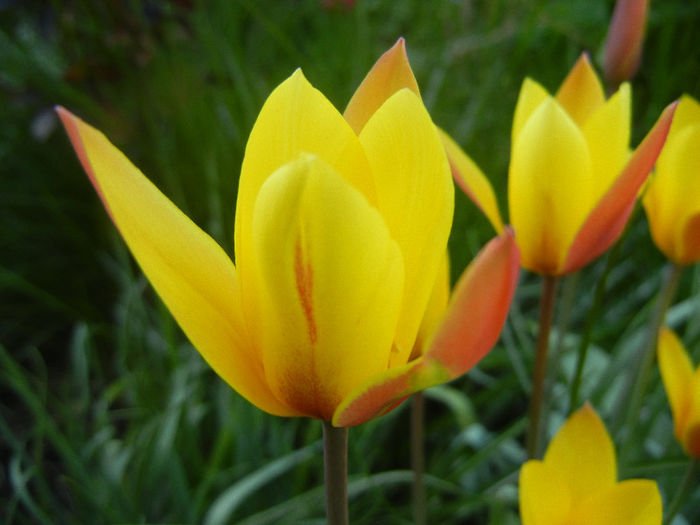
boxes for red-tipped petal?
[332,229,520,426]
[424,227,519,374]
[562,101,678,274]
[343,37,421,134]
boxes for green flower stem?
[569,242,622,413]
[621,263,682,452]
[411,392,426,525]
[663,459,699,525]
[322,420,349,525]
[526,275,558,459]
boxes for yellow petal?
[582,83,631,196]
[658,327,695,441]
[439,128,504,233]
[682,370,700,457]
[56,107,296,417]
[234,69,375,355]
[410,252,450,361]
[519,460,572,525]
[359,89,453,365]
[670,94,700,136]
[643,119,700,265]
[511,78,549,146]
[544,404,616,504]
[508,98,593,274]
[344,37,421,134]
[576,480,662,525]
[251,154,404,420]
[555,53,606,127]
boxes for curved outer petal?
[555,53,606,127]
[643,97,700,265]
[252,154,404,421]
[576,480,662,525]
[519,461,572,525]
[234,69,376,357]
[333,229,519,427]
[543,404,616,505]
[343,37,421,134]
[55,107,297,417]
[563,101,678,274]
[582,83,631,197]
[359,89,453,367]
[439,128,504,233]
[509,98,593,275]
[658,327,694,442]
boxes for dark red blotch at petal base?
[562,101,678,275]
[333,229,520,427]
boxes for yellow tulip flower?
[520,404,662,525]
[56,42,519,427]
[446,53,677,276]
[658,327,700,457]
[643,95,700,266]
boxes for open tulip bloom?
[643,94,700,266]
[56,39,519,430]
[446,52,677,276]
[520,404,662,525]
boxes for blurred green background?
[2,0,700,523]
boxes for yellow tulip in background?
[447,53,677,276]
[643,94,700,266]
[519,404,662,525]
[658,327,700,457]
[56,39,519,428]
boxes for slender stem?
[620,263,682,453]
[322,420,349,525]
[526,275,558,459]
[663,459,699,525]
[569,242,622,413]
[411,392,426,525]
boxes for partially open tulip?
[446,53,677,276]
[643,95,700,266]
[658,327,700,457]
[603,0,649,88]
[520,404,662,525]
[56,43,519,427]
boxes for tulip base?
[323,420,349,525]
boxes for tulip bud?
[603,0,649,89]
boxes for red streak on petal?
[295,237,317,345]
[562,101,678,274]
